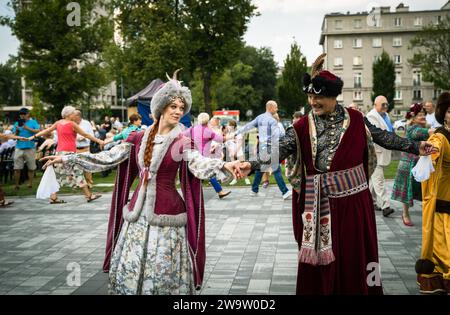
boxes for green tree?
[409,16,450,91]
[215,61,261,112]
[183,0,257,114]
[30,93,47,124]
[1,0,114,116]
[110,0,190,97]
[0,55,21,107]
[239,46,277,115]
[372,50,395,112]
[278,42,308,117]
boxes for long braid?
[144,119,160,168]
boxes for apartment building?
[319,1,450,116]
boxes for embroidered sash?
[299,163,368,266]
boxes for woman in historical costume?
[41,72,241,295]
[391,103,433,226]
[416,92,450,295]
[30,106,104,204]
[238,54,437,295]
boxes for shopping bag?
[36,165,60,199]
[411,155,435,183]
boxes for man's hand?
[419,141,438,156]
[40,155,64,169]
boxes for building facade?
[319,2,450,117]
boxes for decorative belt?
[299,163,368,266]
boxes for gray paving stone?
[0,182,424,295]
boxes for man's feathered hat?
[151,69,192,120]
[303,53,344,97]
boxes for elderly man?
[238,53,437,294]
[366,96,394,217]
[424,100,442,129]
[235,100,292,200]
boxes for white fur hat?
[150,69,192,120]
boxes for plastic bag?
[411,155,435,182]
[36,165,60,199]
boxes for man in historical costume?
[239,53,437,295]
[416,92,450,295]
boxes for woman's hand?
[419,141,439,156]
[40,155,64,169]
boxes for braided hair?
[143,119,160,167]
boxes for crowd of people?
[1,58,449,296]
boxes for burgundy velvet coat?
[292,109,383,295]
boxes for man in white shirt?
[366,95,394,217]
[74,110,95,188]
[424,101,442,129]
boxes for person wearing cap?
[40,70,243,295]
[416,91,450,295]
[366,96,395,217]
[12,107,40,190]
[237,53,438,295]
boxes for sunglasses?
[381,103,389,108]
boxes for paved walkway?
[0,181,422,295]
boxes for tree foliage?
[0,55,21,107]
[277,42,308,117]
[1,0,114,116]
[372,50,395,112]
[182,0,257,114]
[409,16,450,91]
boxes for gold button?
[332,124,336,128]
[328,157,332,161]
[326,166,331,170]
[330,117,335,121]
[331,140,335,144]
[331,132,335,136]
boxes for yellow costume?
[418,130,450,294]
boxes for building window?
[434,89,442,99]
[395,71,402,85]
[413,70,421,86]
[373,55,381,62]
[394,90,402,100]
[354,72,362,88]
[414,17,423,26]
[394,55,402,64]
[435,16,442,25]
[334,20,343,29]
[393,37,402,47]
[353,19,362,29]
[372,37,382,47]
[352,38,362,48]
[394,17,402,27]
[413,90,422,100]
[334,57,343,67]
[353,91,363,101]
[353,56,362,66]
[334,40,343,49]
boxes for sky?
[0,0,444,66]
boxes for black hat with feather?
[303,53,344,97]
